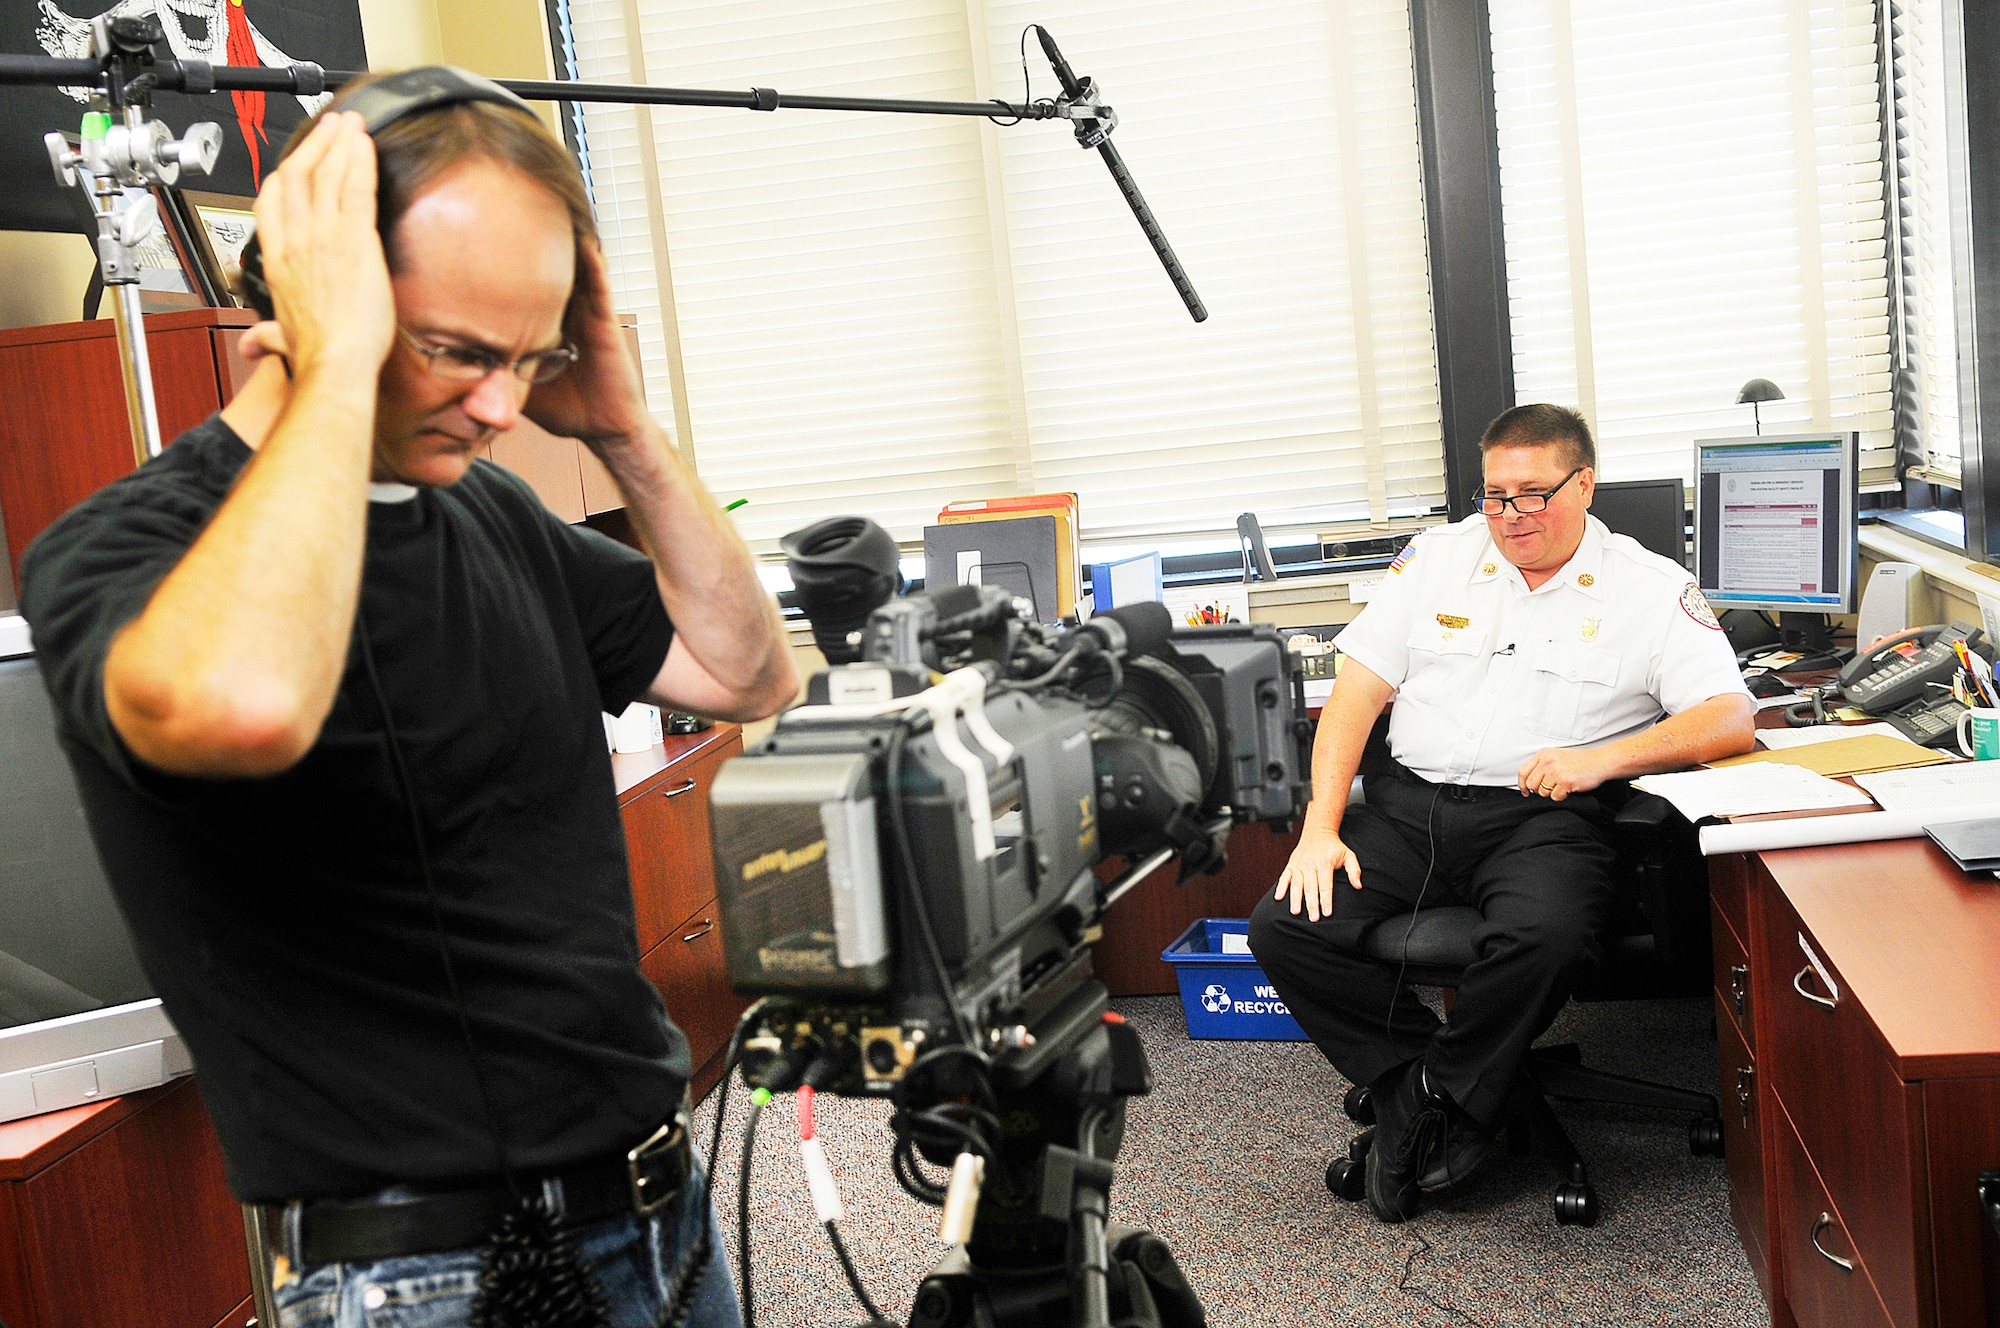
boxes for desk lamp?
[1737,378,1785,435]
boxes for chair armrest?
[1613,790,1674,833]
[1611,790,1709,981]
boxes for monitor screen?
[0,651,155,1033]
[1590,479,1688,569]
[1693,432,1858,615]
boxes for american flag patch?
[1388,542,1417,575]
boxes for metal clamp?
[1793,965,1838,1011]
[1810,1213,1854,1271]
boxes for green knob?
[81,111,111,141]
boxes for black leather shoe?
[1415,1110,1496,1192]
[1364,1059,1446,1223]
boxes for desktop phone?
[1834,623,1991,746]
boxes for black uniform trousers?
[1247,765,1623,1127]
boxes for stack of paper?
[1631,763,1876,822]
[1754,722,1908,750]
[1853,761,2000,813]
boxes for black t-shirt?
[19,417,681,1203]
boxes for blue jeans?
[270,1155,742,1328]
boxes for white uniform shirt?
[1335,514,1749,787]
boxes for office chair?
[1321,790,1725,1227]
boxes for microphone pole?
[3,23,1208,459]
[1034,26,1208,324]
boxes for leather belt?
[277,1112,693,1267]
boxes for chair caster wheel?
[1325,1128,1373,1200]
[1553,1181,1599,1227]
[1343,1084,1374,1125]
[1326,1157,1367,1201]
[1689,1116,1725,1157]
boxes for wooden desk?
[1714,835,2000,1327]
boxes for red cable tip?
[1102,1011,1127,1024]
[797,1084,816,1140]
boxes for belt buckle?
[627,1112,691,1217]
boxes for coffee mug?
[1958,706,2000,760]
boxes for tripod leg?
[1108,1227,1206,1328]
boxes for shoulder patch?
[1680,584,1721,630]
[1388,542,1417,575]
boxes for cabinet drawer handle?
[681,919,714,942]
[1735,1066,1754,1126]
[660,779,699,799]
[1810,1213,1854,1272]
[1792,965,1837,1011]
[1729,964,1748,1016]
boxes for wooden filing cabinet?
[0,1078,252,1328]
[1711,851,1775,1303]
[1717,838,2000,1328]
[615,723,749,1101]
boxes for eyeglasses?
[396,326,578,385]
[1472,467,1584,517]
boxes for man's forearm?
[1590,694,1757,781]
[106,370,376,775]
[1302,662,1394,838]
[592,425,796,717]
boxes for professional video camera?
[707,515,1312,1328]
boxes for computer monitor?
[0,614,192,1124]
[1692,432,1859,651]
[1590,478,1689,569]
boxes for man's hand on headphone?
[245,112,396,382]
[522,239,652,453]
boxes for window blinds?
[560,0,1442,551]
[1888,0,1963,486]
[1490,0,1896,490]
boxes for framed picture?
[181,189,259,309]
[120,185,204,315]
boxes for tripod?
[894,983,1207,1328]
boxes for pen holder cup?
[1958,706,2000,761]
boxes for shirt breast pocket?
[1401,619,1486,706]
[1525,644,1621,741]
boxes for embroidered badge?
[1580,618,1600,641]
[1389,542,1418,574]
[1680,583,1722,630]
[1481,562,1498,576]
[1577,573,1595,588]
[1436,613,1470,630]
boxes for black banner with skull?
[1,0,368,231]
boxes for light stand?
[36,15,229,463]
[2,22,1206,462]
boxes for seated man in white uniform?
[1248,404,1754,1223]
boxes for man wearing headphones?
[21,70,795,1326]
[1247,405,1754,1225]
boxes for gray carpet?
[692,994,1764,1327]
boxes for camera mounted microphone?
[1071,601,1173,660]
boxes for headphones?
[236,65,538,319]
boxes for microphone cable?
[357,614,609,1328]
